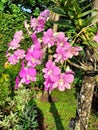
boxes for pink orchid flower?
[30,16,45,33]
[44,78,54,91]
[42,28,56,48]
[42,60,60,82]
[54,47,66,63]
[8,39,20,50]
[19,67,36,84]
[14,49,25,59]
[8,54,19,65]
[14,30,23,41]
[40,9,50,20]
[69,46,82,58]
[53,71,74,91]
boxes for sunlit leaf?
[1,0,7,3]
[90,42,98,47]
[0,2,4,11]
[86,27,96,33]
[78,10,94,18]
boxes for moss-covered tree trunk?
[75,76,95,130]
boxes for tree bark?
[67,0,98,129]
[53,13,59,33]
[92,0,98,22]
[50,12,60,32]
[75,76,95,130]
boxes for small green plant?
[0,73,10,106]
[0,87,38,130]
[16,101,38,130]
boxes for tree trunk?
[74,76,95,130]
[92,0,98,22]
[50,12,59,32]
[68,0,98,129]
[53,13,59,32]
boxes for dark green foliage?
[11,0,47,17]
[17,102,38,130]
[50,0,94,35]
[35,65,44,89]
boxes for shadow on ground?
[48,94,65,130]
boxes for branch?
[67,60,98,75]
[67,60,87,71]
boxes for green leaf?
[51,0,60,5]
[64,0,75,9]
[96,22,98,29]
[0,2,4,11]
[83,15,96,27]
[51,7,65,16]
[83,41,98,47]
[73,1,82,14]
[52,19,70,26]
[78,10,94,18]
[1,0,7,3]
[82,41,90,46]
[90,42,98,47]
[86,27,96,33]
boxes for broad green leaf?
[53,19,70,26]
[78,10,94,18]
[51,7,65,16]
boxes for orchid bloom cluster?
[6,31,25,65]
[30,9,50,33]
[42,29,82,64]
[6,9,82,91]
[42,60,74,91]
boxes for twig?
[67,60,98,75]
[67,60,88,71]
